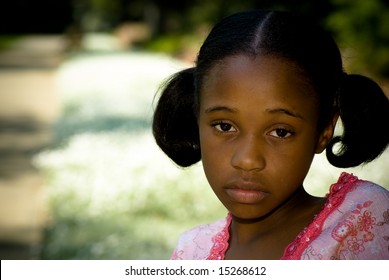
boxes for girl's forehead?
[201,54,315,98]
[216,54,266,72]
[198,54,320,122]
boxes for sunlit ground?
[35,49,389,259]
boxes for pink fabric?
[207,213,232,260]
[170,173,389,260]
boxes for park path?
[0,35,64,259]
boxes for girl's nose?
[231,135,266,172]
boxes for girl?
[152,10,389,260]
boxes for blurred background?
[0,0,388,260]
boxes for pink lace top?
[171,173,389,260]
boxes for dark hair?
[153,10,389,168]
[153,67,200,167]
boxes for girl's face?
[198,55,334,220]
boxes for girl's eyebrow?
[266,108,304,120]
[204,106,238,113]
[205,106,304,120]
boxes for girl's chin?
[228,207,272,222]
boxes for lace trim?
[281,172,360,259]
[206,213,232,260]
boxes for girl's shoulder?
[305,172,389,259]
[284,172,389,260]
[170,216,228,260]
[326,172,389,207]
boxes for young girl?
[152,10,389,260]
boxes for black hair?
[326,74,389,167]
[153,67,200,167]
[153,10,389,168]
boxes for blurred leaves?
[2,1,388,77]
[326,0,389,78]
[77,0,389,78]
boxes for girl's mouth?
[225,181,269,204]
[225,188,268,204]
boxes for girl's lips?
[225,188,268,204]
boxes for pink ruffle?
[206,213,232,260]
[281,172,359,259]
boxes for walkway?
[0,35,64,259]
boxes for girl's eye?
[212,122,237,133]
[268,128,294,138]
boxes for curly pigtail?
[152,67,201,167]
[326,74,389,168]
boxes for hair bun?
[326,74,389,168]
[152,67,201,167]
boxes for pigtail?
[326,74,389,168]
[152,67,201,167]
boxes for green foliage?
[0,36,21,51]
[326,0,389,78]
[145,35,189,54]
[72,0,388,78]
[144,34,203,58]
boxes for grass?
[35,50,389,260]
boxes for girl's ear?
[315,113,339,154]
